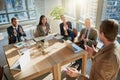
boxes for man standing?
[7,17,26,44]
[66,19,120,80]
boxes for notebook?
[14,42,25,48]
[64,40,83,53]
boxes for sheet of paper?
[19,50,31,70]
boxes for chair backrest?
[0,66,4,80]
[116,69,120,80]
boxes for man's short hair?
[11,17,17,23]
[100,19,119,42]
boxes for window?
[0,0,36,25]
[63,0,98,26]
[102,0,120,22]
[79,0,98,26]
[101,0,120,34]
[64,0,76,18]
[6,0,26,12]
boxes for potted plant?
[50,6,65,20]
[49,6,65,33]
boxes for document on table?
[19,49,31,70]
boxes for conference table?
[4,37,87,80]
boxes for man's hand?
[13,29,17,36]
[81,34,88,42]
[19,27,23,34]
[81,34,85,40]
[66,67,79,78]
[83,38,88,42]
[85,45,95,58]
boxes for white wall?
[34,0,45,25]
[34,0,62,23]
[44,0,62,33]
[34,0,62,33]
[44,0,62,17]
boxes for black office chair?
[116,70,120,80]
[0,66,8,80]
[0,66,4,80]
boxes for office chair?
[0,66,8,80]
[0,66,4,80]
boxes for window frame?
[0,0,36,25]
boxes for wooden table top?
[4,39,87,80]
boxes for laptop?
[10,59,21,71]
[10,48,31,71]
[64,40,83,53]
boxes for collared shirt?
[85,28,91,39]
[12,25,19,42]
[12,25,18,31]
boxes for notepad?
[14,42,25,48]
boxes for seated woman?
[34,15,50,37]
[59,15,75,41]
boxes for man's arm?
[7,27,11,37]
[77,29,84,42]
[67,21,72,29]
[7,27,17,37]
[78,75,89,80]
[95,59,119,80]
[7,27,17,44]
[19,25,26,37]
[59,23,64,35]
[66,67,89,80]
[87,29,98,46]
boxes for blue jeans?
[76,59,82,67]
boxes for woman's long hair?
[38,15,47,25]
